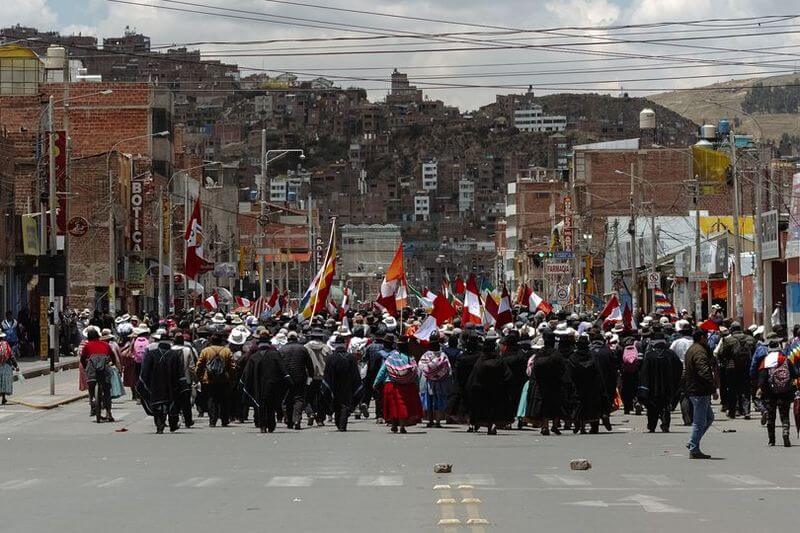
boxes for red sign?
[67,216,88,237]
[130,176,145,254]
[45,131,68,236]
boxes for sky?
[3,0,800,111]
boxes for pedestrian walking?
[196,332,234,427]
[242,327,291,433]
[757,333,797,447]
[683,329,717,459]
[465,332,515,435]
[374,335,423,433]
[79,327,116,422]
[568,333,606,434]
[637,329,683,433]
[527,331,572,435]
[138,333,187,434]
[172,333,198,428]
[418,332,452,428]
[0,331,19,404]
[279,331,315,429]
[322,334,362,431]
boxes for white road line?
[174,477,223,487]
[267,476,314,487]
[97,477,126,488]
[709,474,773,486]
[0,479,41,490]
[622,474,679,487]
[356,475,403,487]
[0,413,15,421]
[446,475,496,486]
[536,474,591,486]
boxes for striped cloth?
[0,363,13,395]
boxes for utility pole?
[730,129,744,323]
[168,193,174,314]
[629,162,638,318]
[754,152,766,326]
[47,95,58,395]
[183,172,189,310]
[693,179,703,320]
[259,129,267,300]
[157,186,164,317]
[650,211,658,313]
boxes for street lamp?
[106,130,170,315]
[258,144,305,299]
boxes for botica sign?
[130,177,145,254]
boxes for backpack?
[768,357,792,394]
[206,348,227,381]
[621,345,640,373]
[385,352,418,384]
[733,335,755,373]
[421,352,451,381]
[2,320,18,346]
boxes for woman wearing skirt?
[0,332,20,404]
[373,335,423,433]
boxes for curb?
[9,392,88,410]
[15,360,80,381]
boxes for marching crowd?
[2,306,799,457]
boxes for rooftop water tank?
[700,124,717,140]
[44,45,66,70]
[718,119,730,136]
[639,108,656,130]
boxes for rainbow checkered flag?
[654,288,676,316]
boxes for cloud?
[0,0,58,29]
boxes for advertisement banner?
[545,262,572,275]
[786,173,800,258]
[760,210,780,261]
[21,215,40,255]
[45,130,68,236]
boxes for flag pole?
[309,217,336,323]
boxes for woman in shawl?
[418,332,452,428]
[464,332,515,435]
[0,332,19,404]
[373,335,423,433]
[568,334,607,434]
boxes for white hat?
[121,314,131,322]
[152,328,167,341]
[537,322,550,333]
[82,325,101,339]
[642,316,653,324]
[245,315,258,326]
[382,316,397,330]
[440,324,455,335]
[114,316,124,325]
[611,323,625,334]
[748,324,758,333]
[233,324,252,339]
[211,313,226,324]
[554,323,576,337]
[676,319,691,332]
[271,331,288,346]
[133,326,150,336]
[227,329,248,345]
[659,316,670,325]
[336,325,352,337]
[754,325,765,336]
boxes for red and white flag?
[496,285,513,326]
[529,290,553,315]
[430,292,455,326]
[461,274,482,325]
[203,291,219,311]
[339,287,350,320]
[184,196,212,280]
[235,296,251,309]
[375,241,408,316]
[516,283,533,307]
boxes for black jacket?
[590,340,618,409]
[242,341,291,404]
[637,340,683,406]
[568,345,606,421]
[683,342,716,397]
[323,348,362,406]
[138,342,187,411]
[279,341,315,385]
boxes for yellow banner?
[21,215,40,255]
[699,216,755,236]
[692,145,730,195]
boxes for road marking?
[174,477,223,487]
[569,494,689,513]
[435,485,460,532]
[0,479,41,490]
[357,475,403,487]
[622,474,679,486]
[536,474,591,486]
[446,475,495,486]
[97,477,126,488]
[0,413,15,421]
[709,474,773,486]
[267,476,313,487]
[459,485,489,532]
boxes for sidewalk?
[8,379,87,409]
[14,356,80,381]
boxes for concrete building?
[339,224,401,302]
[513,104,567,133]
[414,194,430,221]
[422,160,438,191]
[458,179,475,213]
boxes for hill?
[648,73,800,142]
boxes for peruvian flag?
[600,294,620,320]
[235,296,251,309]
[203,291,219,311]
[483,290,499,327]
[266,287,282,317]
[461,274,482,325]
[184,196,212,280]
[496,285,513,326]
[339,287,350,320]
[529,290,553,315]
[453,275,466,295]
[431,292,455,326]
[375,241,408,316]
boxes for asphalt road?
[1,369,796,533]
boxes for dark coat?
[637,341,683,408]
[683,342,716,397]
[568,345,607,422]
[323,348,362,408]
[527,348,573,420]
[448,348,480,419]
[138,342,187,414]
[363,343,388,392]
[465,352,515,425]
[242,341,291,406]
[279,341,315,385]
[590,340,618,413]
[502,345,529,407]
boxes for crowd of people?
[2,304,799,456]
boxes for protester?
[242,328,291,433]
[637,329,683,433]
[322,334,362,431]
[418,332,452,428]
[373,335,423,433]
[464,332,514,435]
[683,329,717,459]
[757,333,797,447]
[79,327,116,422]
[196,332,235,427]
[279,331,315,429]
[568,333,606,434]
[138,333,187,433]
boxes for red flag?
[184,196,213,279]
[431,292,455,326]
[600,294,620,320]
[516,283,533,307]
[461,274,482,325]
[235,296,251,309]
[454,275,465,295]
[484,290,499,323]
[203,292,218,311]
